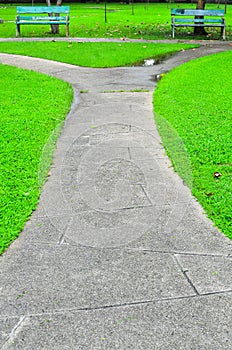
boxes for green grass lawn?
[154,51,232,238]
[0,41,198,67]
[0,2,231,40]
[0,64,73,254]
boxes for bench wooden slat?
[18,21,67,24]
[174,23,225,28]
[174,18,224,23]
[17,6,70,14]
[17,16,67,21]
[171,9,225,17]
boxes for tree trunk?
[194,0,207,35]
[46,0,62,35]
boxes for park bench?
[16,6,70,37]
[171,9,226,39]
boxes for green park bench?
[171,9,226,40]
[16,6,70,37]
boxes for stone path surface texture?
[0,42,232,349]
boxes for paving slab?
[1,244,196,317]
[1,294,232,350]
[127,198,232,255]
[177,254,232,294]
[0,42,232,348]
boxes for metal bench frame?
[171,9,226,40]
[16,6,70,37]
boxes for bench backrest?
[17,6,70,14]
[171,9,225,17]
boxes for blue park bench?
[171,9,226,40]
[16,6,70,37]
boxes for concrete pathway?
[0,42,232,349]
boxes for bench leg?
[221,25,225,40]
[66,24,69,37]
[172,25,175,39]
[16,24,20,38]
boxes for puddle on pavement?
[144,58,162,66]
[132,58,161,67]
[151,74,162,82]
[150,72,167,83]
[143,59,157,66]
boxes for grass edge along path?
[153,51,232,239]
[0,64,73,254]
[0,42,198,68]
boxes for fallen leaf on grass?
[205,192,214,197]
[214,172,222,178]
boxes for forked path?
[0,43,232,349]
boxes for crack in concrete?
[25,241,232,259]
[1,316,26,350]
[173,255,199,295]
[2,290,232,321]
